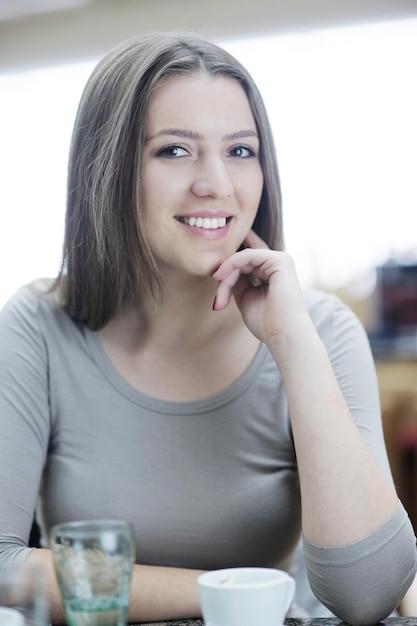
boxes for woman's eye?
[157,145,188,158]
[229,146,255,158]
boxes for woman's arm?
[0,289,51,567]
[212,230,417,623]
[400,573,417,616]
[1,287,204,624]
[27,548,203,624]
[213,231,398,544]
[270,317,398,545]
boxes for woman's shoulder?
[303,286,345,311]
[303,287,360,326]
[303,287,370,350]
[2,278,58,315]
[1,278,72,336]
[1,279,87,371]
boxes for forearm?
[267,319,398,546]
[25,549,66,624]
[26,548,204,624]
[128,563,203,622]
[399,573,417,616]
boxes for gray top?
[0,281,416,624]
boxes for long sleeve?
[0,286,50,565]
[305,504,416,624]
[303,291,417,624]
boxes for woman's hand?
[212,230,310,348]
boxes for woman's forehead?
[146,73,257,135]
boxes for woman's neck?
[96,275,260,402]
[100,274,240,349]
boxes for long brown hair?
[55,31,283,330]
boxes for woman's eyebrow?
[146,129,258,142]
[147,128,203,141]
[223,130,259,141]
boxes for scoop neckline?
[85,329,270,415]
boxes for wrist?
[265,317,325,370]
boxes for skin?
[399,575,417,616]
[27,73,398,623]
[141,73,264,284]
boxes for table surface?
[137,618,417,626]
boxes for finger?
[213,273,252,311]
[212,281,231,311]
[212,267,242,310]
[242,229,270,250]
[212,248,272,281]
[231,273,254,309]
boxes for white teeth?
[181,216,227,229]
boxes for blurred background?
[1,0,417,524]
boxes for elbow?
[314,554,417,626]
[329,594,401,626]
[306,504,417,626]
[0,542,35,568]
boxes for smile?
[175,216,229,229]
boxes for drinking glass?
[0,564,47,626]
[50,519,135,626]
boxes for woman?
[0,31,415,625]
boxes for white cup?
[0,607,25,626]
[198,567,295,626]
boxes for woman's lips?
[175,215,232,239]
[175,216,227,229]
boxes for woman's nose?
[191,156,234,199]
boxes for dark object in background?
[29,516,41,547]
[369,261,417,358]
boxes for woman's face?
[141,73,264,279]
